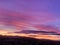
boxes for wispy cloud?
[0,8,60,33]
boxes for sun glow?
[0,24,60,41]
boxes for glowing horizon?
[0,0,60,41]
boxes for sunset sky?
[0,0,60,38]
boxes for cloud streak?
[0,8,60,33]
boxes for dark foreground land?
[0,35,60,45]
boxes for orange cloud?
[0,8,60,41]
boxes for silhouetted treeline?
[0,35,60,45]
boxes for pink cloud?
[0,8,60,34]
[34,24,60,33]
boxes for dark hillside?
[0,35,60,45]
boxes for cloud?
[14,30,58,35]
[0,8,60,35]
[34,24,60,33]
